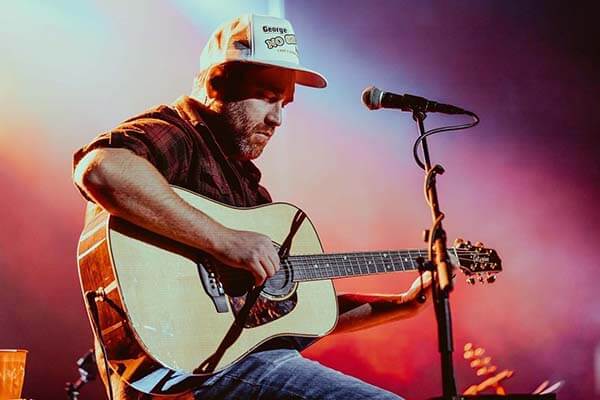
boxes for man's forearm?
[74,148,226,254]
[332,293,426,334]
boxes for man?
[73,14,431,400]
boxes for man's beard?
[220,102,266,160]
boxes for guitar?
[77,186,502,395]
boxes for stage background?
[1,1,599,399]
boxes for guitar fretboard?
[285,249,458,282]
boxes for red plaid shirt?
[74,96,272,207]
[75,98,310,393]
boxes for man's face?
[216,65,295,160]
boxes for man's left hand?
[393,271,433,306]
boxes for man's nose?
[265,101,283,128]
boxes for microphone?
[362,86,469,115]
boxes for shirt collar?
[172,95,207,127]
[172,96,264,184]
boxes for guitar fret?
[383,252,393,273]
[347,255,355,276]
[365,253,375,274]
[315,256,323,279]
[353,254,361,275]
[358,254,367,275]
[395,251,407,271]
[317,256,324,278]
[323,254,341,278]
[337,254,347,276]
[314,257,320,279]
[323,259,330,279]
[391,252,403,272]
[406,250,415,270]
[331,255,340,278]
[294,257,304,280]
[303,256,313,280]
[311,256,320,279]
[311,256,318,279]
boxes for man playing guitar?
[73,14,433,400]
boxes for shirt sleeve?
[73,117,193,184]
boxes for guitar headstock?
[454,240,502,284]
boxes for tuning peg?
[466,277,476,285]
[486,275,497,283]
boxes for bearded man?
[73,14,430,400]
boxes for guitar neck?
[286,248,458,282]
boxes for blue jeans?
[193,348,404,400]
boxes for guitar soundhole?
[228,263,298,329]
[262,264,295,299]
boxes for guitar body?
[77,186,338,395]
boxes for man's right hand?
[210,228,281,286]
[74,149,281,287]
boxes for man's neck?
[185,95,241,160]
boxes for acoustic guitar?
[77,186,501,395]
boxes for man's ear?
[205,66,226,100]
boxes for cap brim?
[294,68,327,89]
[223,59,327,88]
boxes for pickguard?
[201,248,299,328]
[229,291,297,328]
[223,265,298,328]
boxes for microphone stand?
[410,109,553,400]
[65,349,97,400]
[412,111,458,400]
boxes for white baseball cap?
[199,14,327,88]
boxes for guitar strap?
[194,209,307,374]
[278,209,306,259]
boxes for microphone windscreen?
[361,86,382,110]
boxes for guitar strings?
[208,250,493,286]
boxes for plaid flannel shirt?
[73,96,272,207]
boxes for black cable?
[84,290,114,400]
[412,112,479,170]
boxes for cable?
[410,111,479,298]
[412,112,480,170]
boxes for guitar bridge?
[198,259,228,313]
